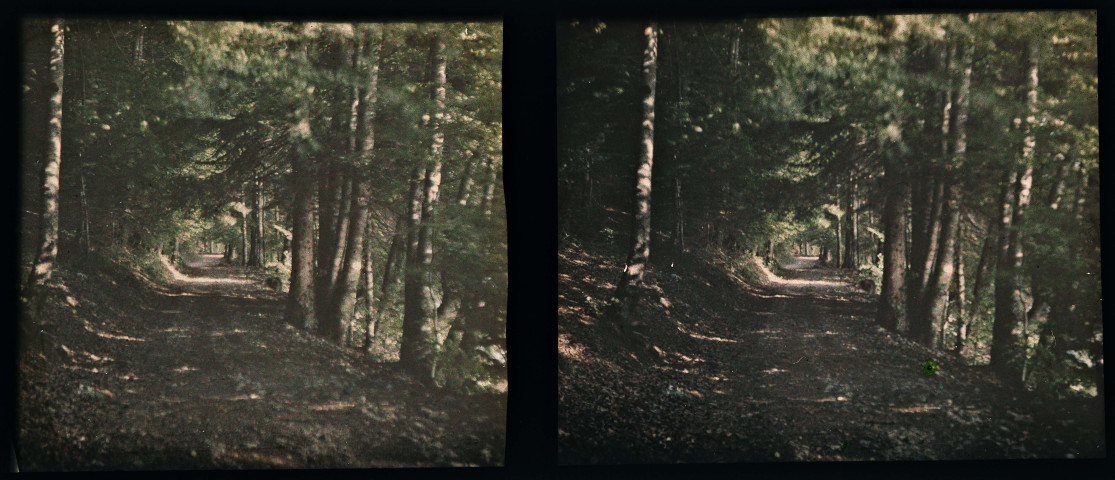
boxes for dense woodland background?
[558,13,1102,463]
[17,19,506,469]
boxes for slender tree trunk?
[286,30,318,331]
[612,23,657,321]
[362,215,377,351]
[952,222,968,351]
[919,183,961,345]
[991,41,1039,386]
[918,34,971,346]
[248,179,264,267]
[326,180,371,344]
[328,175,353,289]
[456,152,477,206]
[380,214,406,299]
[27,19,65,315]
[842,178,858,269]
[401,33,447,379]
[879,165,907,332]
[481,156,498,216]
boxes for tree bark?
[248,179,264,267]
[325,180,370,344]
[400,33,447,379]
[842,177,858,268]
[991,40,1039,386]
[286,29,319,331]
[917,33,970,346]
[27,19,65,315]
[952,222,968,351]
[612,23,657,319]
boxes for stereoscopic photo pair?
[15,10,1103,473]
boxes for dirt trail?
[19,254,504,470]
[558,248,1104,464]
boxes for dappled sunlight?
[309,401,356,411]
[212,393,263,401]
[209,328,247,337]
[160,254,253,288]
[688,331,738,344]
[801,330,841,338]
[173,365,198,373]
[892,403,942,414]
[82,319,146,342]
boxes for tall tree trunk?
[400,33,447,380]
[286,29,319,331]
[991,41,1039,386]
[456,152,477,206]
[878,154,907,332]
[918,33,971,346]
[248,179,264,267]
[325,180,371,344]
[27,19,65,315]
[611,23,657,321]
[952,222,968,351]
[380,214,406,300]
[919,183,961,345]
[362,215,377,351]
[315,164,338,309]
[842,177,858,268]
[877,18,918,327]
[481,155,498,216]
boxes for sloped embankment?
[18,253,505,470]
[558,242,1104,464]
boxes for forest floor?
[558,242,1105,464]
[17,252,505,470]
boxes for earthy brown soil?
[18,253,505,470]
[558,242,1104,464]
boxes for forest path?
[18,253,504,470]
[558,247,1104,463]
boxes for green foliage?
[920,359,939,376]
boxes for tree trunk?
[612,23,657,320]
[362,213,377,351]
[286,31,318,332]
[27,19,65,315]
[918,34,970,347]
[328,175,353,292]
[919,182,961,345]
[248,179,264,267]
[842,178,858,269]
[380,214,406,300]
[325,180,370,344]
[400,33,447,380]
[879,171,907,333]
[456,152,477,205]
[952,222,968,352]
[481,156,498,216]
[991,41,1039,386]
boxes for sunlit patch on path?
[161,253,253,288]
[755,255,847,290]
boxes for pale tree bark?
[612,23,657,320]
[992,40,1039,386]
[27,19,65,315]
[401,33,447,379]
[951,222,968,351]
[480,156,498,216]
